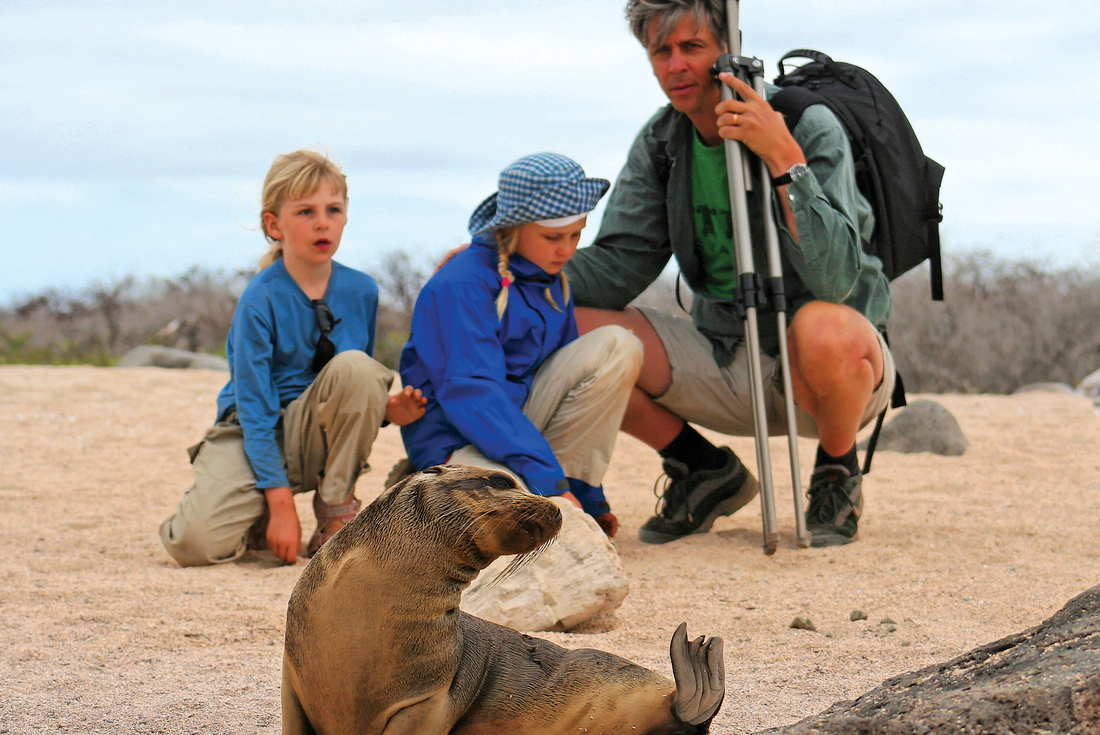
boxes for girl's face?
[262,182,347,268]
[514,217,587,275]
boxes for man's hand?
[715,72,805,178]
[434,243,470,274]
[263,487,301,564]
[594,511,619,538]
[385,385,427,426]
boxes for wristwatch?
[771,163,809,187]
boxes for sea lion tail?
[669,622,726,729]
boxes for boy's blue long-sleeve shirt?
[399,236,577,498]
[216,259,379,489]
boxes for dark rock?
[756,584,1100,734]
[116,346,229,371]
[857,399,969,456]
[790,617,816,632]
[850,610,867,622]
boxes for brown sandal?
[306,493,361,557]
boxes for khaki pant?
[448,325,643,490]
[159,351,393,567]
[637,307,895,438]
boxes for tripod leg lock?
[765,276,787,313]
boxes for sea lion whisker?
[475,536,557,595]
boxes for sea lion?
[282,464,726,735]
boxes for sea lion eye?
[488,474,516,489]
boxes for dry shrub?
[0,268,248,365]
[889,251,1100,394]
[7,249,1098,396]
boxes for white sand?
[1,365,1098,734]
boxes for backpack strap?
[861,332,907,475]
[768,86,823,134]
[653,140,673,185]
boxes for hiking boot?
[245,508,270,552]
[806,464,863,547]
[638,447,759,544]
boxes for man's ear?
[262,212,282,242]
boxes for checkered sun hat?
[468,152,610,236]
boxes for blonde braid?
[493,227,520,320]
[542,271,571,313]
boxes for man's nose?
[668,49,688,72]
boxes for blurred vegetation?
[3,249,1098,395]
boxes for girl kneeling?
[399,153,641,536]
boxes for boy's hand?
[434,243,470,273]
[385,385,427,426]
[594,511,619,538]
[263,487,301,564]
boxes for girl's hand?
[263,487,301,564]
[385,385,427,426]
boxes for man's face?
[646,14,724,120]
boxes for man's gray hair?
[624,0,727,49]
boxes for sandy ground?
[1,365,1098,734]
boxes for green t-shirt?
[691,132,736,299]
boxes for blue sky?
[2,0,1098,303]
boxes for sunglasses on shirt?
[311,299,341,373]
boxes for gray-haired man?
[564,0,895,547]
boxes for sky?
[2,0,1099,303]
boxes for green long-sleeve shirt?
[565,98,890,365]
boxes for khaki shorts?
[637,307,895,439]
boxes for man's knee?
[790,302,875,364]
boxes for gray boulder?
[857,399,968,456]
[1077,368,1100,398]
[756,584,1100,734]
[1013,382,1080,395]
[116,345,228,371]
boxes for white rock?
[461,496,629,632]
[116,345,229,371]
[1077,368,1100,398]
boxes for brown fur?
[282,465,721,735]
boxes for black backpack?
[771,49,945,301]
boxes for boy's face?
[514,218,587,275]
[263,182,347,268]
[646,13,724,121]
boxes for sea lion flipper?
[670,622,726,728]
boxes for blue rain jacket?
[401,235,606,509]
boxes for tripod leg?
[753,75,810,549]
[716,51,779,555]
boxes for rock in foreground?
[756,584,1100,734]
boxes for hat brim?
[468,177,610,236]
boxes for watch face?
[790,163,810,181]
